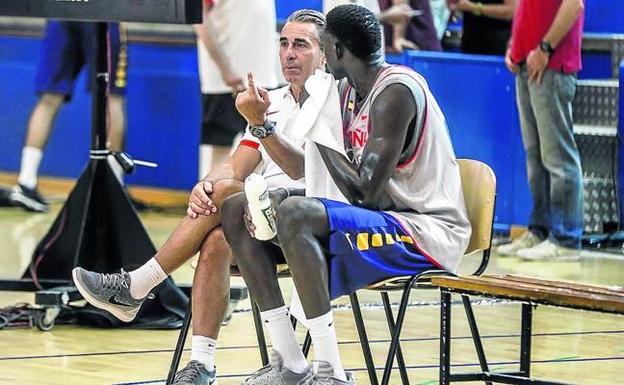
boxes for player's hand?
[243,204,256,238]
[526,47,549,85]
[505,47,519,74]
[235,72,271,126]
[187,180,218,218]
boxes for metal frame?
[166,289,312,384]
[439,292,572,385]
[348,192,495,385]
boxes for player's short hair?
[325,4,382,59]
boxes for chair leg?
[251,295,269,366]
[520,303,533,377]
[381,277,417,385]
[461,295,492,385]
[440,290,452,385]
[380,292,410,385]
[302,331,312,358]
[166,296,193,385]
[349,292,380,385]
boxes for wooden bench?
[431,274,624,385]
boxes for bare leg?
[106,94,126,152]
[191,227,232,338]
[155,179,242,274]
[275,196,331,319]
[24,93,64,149]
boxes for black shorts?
[200,93,247,146]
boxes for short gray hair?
[286,9,326,45]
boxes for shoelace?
[174,361,204,382]
[298,371,320,385]
[101,269,129,291]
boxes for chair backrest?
[457,159,496,255]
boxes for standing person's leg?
[221,192,311,382]
[497,69,547,256]
[73,180,243,322]
[199,94,246,179]
[521,70,583,257]
[11,21,81,212]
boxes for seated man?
[71,9,327,385]
[222,4,471,384]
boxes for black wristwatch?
[249,120,275,139]
[539,40,555,56]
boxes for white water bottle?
[244,173,277,241]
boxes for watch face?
[250,126,267,138]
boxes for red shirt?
[510,0,584,74]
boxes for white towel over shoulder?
[290,70,349,203]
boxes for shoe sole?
[9,192,48,212]
[72,269,138,323]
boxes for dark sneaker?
[72,267,146,322]
[302,362,355,385]
[0,186,11,207]
[173,361,217,385]
[9,184,48,212]
[241,350,312,385]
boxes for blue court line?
[1,329,623,361]
[110,355,624,385]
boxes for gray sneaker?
[72,267,146,322]
[241,350,313,385]
[301,362,355,385]
[496,231,542,257]
[173,361,217,385]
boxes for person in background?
[498,0,584,260]
[429,0,451,41]
[449,0,517,55]
[195,0,278,179]
[9,21,128,212]
[379,0,442,52]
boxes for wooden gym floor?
[0,177,623,385]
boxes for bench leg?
[461,295,493,385]
[520,303,533,377]
[381,291,410,385]
[167,296,192,385]
[440,290,452,385]
[350,292,380,385]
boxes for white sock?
[18,146,43,189]
[307,311,347,381]
[190,335,216,371]
[107,154,125,184]
[128,257,168,299]
[261,306,309,373]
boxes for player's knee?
[197,227,232,267]
[211,179,243,207]
[276,197,316,241]
[39,94,64,110]
[221,192,247,241]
